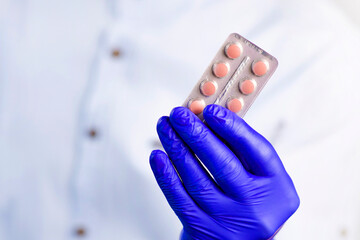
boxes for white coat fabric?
[0,0,359,239]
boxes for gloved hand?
[150,104,300,240]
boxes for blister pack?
[183,33,278,119]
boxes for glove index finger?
[169,107,249,195]
[203,104,285,176]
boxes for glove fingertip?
[157,116,171,136]
[169,106,194,127]
[203,104,219,116]
[157,116,170,129]
[204,104,244,129]
[149,149,168,175]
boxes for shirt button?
[75,227,86,237]
[111,48,122,58]
[88,128,98,138]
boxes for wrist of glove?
[150,104,300,240]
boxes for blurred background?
[1,0,360,240]
[333,0,360,26]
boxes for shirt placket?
[69,12,130,238]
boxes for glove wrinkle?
[150,106,300,240]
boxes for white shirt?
[0,0,359,239]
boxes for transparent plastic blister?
[183,33,278,119]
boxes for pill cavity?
[252,60,268,76]
[225,43,242,59]
[213,62,229,78]
[240,79,257,95]
[188,99,205,115]
[200,81,217,96]
[227,98,243,113]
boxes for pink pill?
[188,99,205,115]
[227,98,243,113]
[225,43,242,59]
[200,81,217,96]
[252,60,268,76]
[213,62,229,78]
[240,79,257,95]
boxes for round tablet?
[188,99,205,115]
[225,43,242,59]
[213,62,229,78]
[240,79,257,95]
[200,81,217,96]
[227,98,243,113]
[252,60,268,76]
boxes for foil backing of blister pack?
[182,33,278,120]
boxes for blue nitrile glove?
[149,104,300,240]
